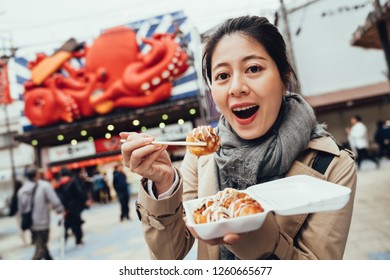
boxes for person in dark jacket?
[9,179,22,217]
[374,120,386,158]
[56,168,89,246]
[113,165,130,221]
[9,179,29,245]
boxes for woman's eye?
[216,73,229,80]
[247,66,262,74]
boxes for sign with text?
[48,141,96,162]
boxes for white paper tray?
[183,175,351,240]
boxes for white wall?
[283,0,388,96]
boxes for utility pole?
[279,0,297,73]
[372,0,390,79]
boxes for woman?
[120,16,356,260]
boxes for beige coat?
[136,136,356,260]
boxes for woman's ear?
[284,71,292,92]
[284,71,291,86]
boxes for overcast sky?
[0,0,294,55]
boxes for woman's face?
[211,33,286,140]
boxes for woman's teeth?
[232,105,259,119]
[232,104,258,112]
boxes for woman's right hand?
[120,132,174,196]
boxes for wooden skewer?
[120,139,207,146]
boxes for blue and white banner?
[10,10,201,132]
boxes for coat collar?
[307,136,341,156]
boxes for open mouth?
[232,105,259,119]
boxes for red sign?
[94,135,122,153]
[0,60,12,105]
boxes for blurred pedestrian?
[56,168,90,247]
[113,165,130,221]
[91,169,110,204]
[102,171,112,203]
[374,120,385,158]
[347,115,379,169]
[9,179,29,245]
[80,168,94,203]
[9,179,22,217]
[18,165,64,260]
[383,120,390,158]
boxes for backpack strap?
[30,183,38,211]
[311,144,346,175]
[311,151,335,175]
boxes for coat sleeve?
[44,182,64,214]
[137,154,199,259]
[227,149,357,260]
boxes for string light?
[107,124,115,131]
[320,1,370,18]
[80,130,87,136]
[57,134,64,141]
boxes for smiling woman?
[120,15,357,260]
[209,33,285,139]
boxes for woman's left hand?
[184,218,247,246]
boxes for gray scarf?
[214,92,330,190]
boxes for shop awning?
[351,1,390,49]
[304,81,390,112]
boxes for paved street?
[0,159,389,260]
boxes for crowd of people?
[8,163,131,260]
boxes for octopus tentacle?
[113,83,172,108]
[47,77,81,123]
[123,35,189,94]
[24,87,61,127]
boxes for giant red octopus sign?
[23,26,189,127]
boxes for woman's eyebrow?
[242,55,267,62]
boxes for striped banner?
[10,10,201,132]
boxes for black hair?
[202,15,300,93]
[60,167,72,177]
[353,115,362,122]
[25,165,38,180]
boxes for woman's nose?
[229,75,249,97]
